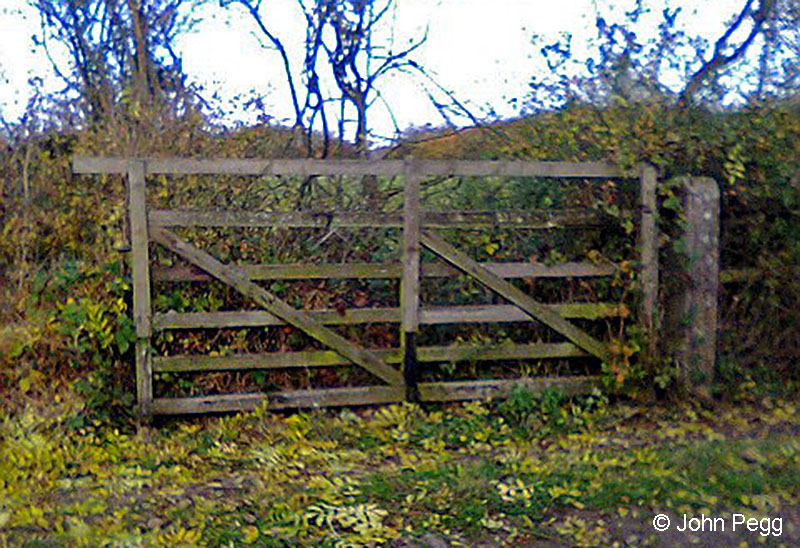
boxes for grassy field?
[1,383,798,547]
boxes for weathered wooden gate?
[73,157,657,417]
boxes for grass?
[1,384,799,547]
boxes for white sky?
[177,0,603,135]
[0,0,743,138]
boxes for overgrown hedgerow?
[1,100,799,413]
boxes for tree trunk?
[125,0,159,104]
[355,93,380,209]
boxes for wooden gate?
[73,157,657,417]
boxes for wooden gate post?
[662,177,720,399]
[638,164,659,361]
[401,158,421,402]
[128,159,153,420]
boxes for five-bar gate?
[72,157,658,418]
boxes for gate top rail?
[73,156,633,178]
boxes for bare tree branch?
[220,0,304,129]
[680,0,775,105]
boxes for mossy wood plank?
[150,227,402,385]
[153,342,587,372]
[153,303,625,330]
[421,302,626,323]
[135,340,152,418]
[129,161,151,337]
[149,376,598,414]
[153,263,787,286]
[151,385,405,414]
[152,261,616,282]
[128,160,152,418]
[421,230,610,360]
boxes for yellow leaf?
[740,494,750,505]
[242,525,259,544]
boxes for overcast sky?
[1,0,743,137]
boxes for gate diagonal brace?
[419,230,610,361]
[150,227,403,386]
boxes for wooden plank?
[418,376,598,402]
[417,342,587,362]
[402,168,422,332]
[135,340,152,418]
[151,385,406,414]
[418,343,588,362]
[421,303,626,323]
[129,160,151,337]
[451,261,615,279]
[150,227,403,385]
[148,208,606,229]
[420,209,605,228]
[153,303,626,330]
[151,210,398,228]
[73,156,129,174]
[128,160,152,418]
[402,163,422,401]
[74,156,631,178]
[638,164,659,359]
[153,342,587,372]
[150,158,409,177]
[149,376,599,414]
[421,230,610,360]
[152,261,616,282]
[155,350,357,371]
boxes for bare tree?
[31,0,198,125]
[220,0,446,209]
[220,0,427,161]
[527,0,800,110]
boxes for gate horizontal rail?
[148,208,608,229]
[151,376,597,414]
[152,303,627,330]
[152,261,616,282]
[74,156,632,177]
[153,342,588,372]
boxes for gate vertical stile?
[128,159,153,420]
[401,159,421,402]
[638,163,659,362]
